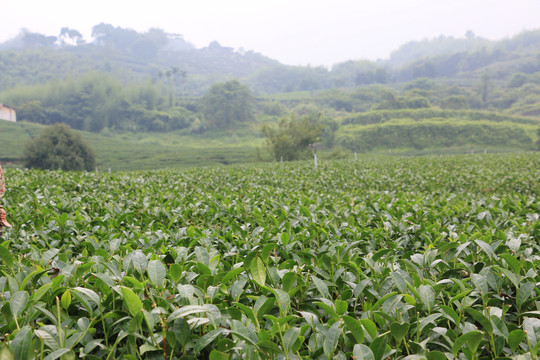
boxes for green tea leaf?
[370,335,387,360]
[390,271,407,293]
[465,307,492,334]
[250,257,266,287]
[282,327,300,352]
[471,274,488,295]
[353,344,374,360]
[390,322,409,343]
[523,317,540,348]
[438,305,459,325]
[323,321,341,357]
[426,351,446,360]
[43,348,71,360]
[209,349,230,360]
[0,245,13,267]
[60,290,71,310]
[256,340,281,354]
[499,253,520,274]
[508,329,526,351]
[491,316,509,339]
[147,259,166,287]
[169,263,182,283]
[172,318,190,347]
[220,267,244,285]
[280,232,290,246]
[311,275,330,299]
[517,282,535,311]
[475,239,496,260]
[452,330,483,356]
[194,328,227,354]
[418,285,435,313]
[360,319,378,341]
[342,316,364,344]
[315,301,340,321]
[10,291,29,318]
[234,303,258,327]
[335,300,348,315]
[120,286,142,317]
[11,326,33,360]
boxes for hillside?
[1,26,540,94]
[387,30,540,75]
[1,26,540,169]
[335,109,540,153]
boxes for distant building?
[0,104,16,122]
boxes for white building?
[0,104,16,122]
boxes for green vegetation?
[336,109,540,152]
[23,123,96,171]
[0,153,538,359]
[201,80,255,129]
[1,73,195,133]
[0,120,264,170]
[261,116,322,161]
[2,26,540,166]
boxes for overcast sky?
[1,0,538,67]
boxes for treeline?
[2,25,540,96]
[388,30,540,80]
[0,26,279,95]
[305,72,540,117]
[0,74,261,133]
[1,73,192,132]
[342,109,540,126]
[4,70,540,135]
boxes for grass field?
[0,120,265,170]
[0,153,538,359]
[3,112,540,171]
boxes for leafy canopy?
[262,115,321,161]
[201,80,254,128]
[24,123,96,171]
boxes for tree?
[440,95,470,110]
[478,72,491,109]
[59,27,84,46]
[201,80,254,128]
[507,73,527,88]
[23,123,96,171]
[261,116,321,161]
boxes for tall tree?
[479,72,491,109]
[201,80,254,128]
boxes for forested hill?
[1,25,540,94]
[388,30,540,82]
[0,25,280,95]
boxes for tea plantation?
[0,153,539,359]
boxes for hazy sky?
[1,0,538,67]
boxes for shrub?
[23,123,96,171]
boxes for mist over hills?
[1,24,539,95]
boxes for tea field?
[0,153,539,360]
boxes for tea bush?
[0,153,538,359]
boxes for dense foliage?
[336,109,540,152]
[201,80,255,128]
[1,74,196,133]
[261,116,322,161]
[2,26,540,162]
[1,26,540,96]
[23,123,96,171]
[0,153,538,359]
